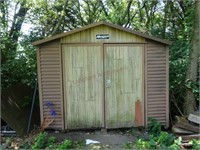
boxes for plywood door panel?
[63,45,103,129]
[104,44,144,128]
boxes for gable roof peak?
[32,21,170,46]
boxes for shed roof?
[32,21,170,46]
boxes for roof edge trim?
[32,21,171,46]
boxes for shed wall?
[146,40,169,126]
[37,25,169,129]
[37,40,64,129]
[61,25,145,43]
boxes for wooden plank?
[37,49,44,125]
[180,134,200,141]
[176,122,200,133]
[144,43,148,127]
[105,44,144,128]
[61,25,145,43]
[165,46,169,127]
[188,113,200,124]
[172,125,194,134]
[63,44,103,129]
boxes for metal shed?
[32,21,170,130]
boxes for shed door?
[63,45,104,129]
[104,44,144,128]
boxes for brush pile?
[172,112,200,141]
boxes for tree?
[184,0,200,115]
[1,0,199,134]
[1,0,30,63]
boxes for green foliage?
[32,132,48,149]
[73,140,85,149]
[147,117,161,136]
[47,136,56,146]
[45,136,58,150]
[134,118,175,149]
[124,142,134,149]
[1,35,37,90]
[135,139,151,150]
[169,136,182,149]
[157,132,175,147]
[189,139,200,150]
[135,132,176,149]
[58,139,73,149]
[134,118,200,149]
[30,132,85,149]
[1,0,198,116]
[185,79,199,101]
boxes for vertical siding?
[63,44,104,129]
[37,40,63,129]
[104,45,144,128]
[146,40,168,126]
[61,25,145,43]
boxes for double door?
[63,44,144,129]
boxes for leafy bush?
[58,139,73,149]
[30,132,83,149]
[147,117,161,136]
[73,140,85,149]
[32,132,47,149]
[47,136,56,146]
[133,118,200,149]
[189,139,200,150]
[124,142,134,149]
[135,139,151,149]
[157,132,175,147]
[135,132,175,149]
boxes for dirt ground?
[0,128,149,149]
[48,128,149,149]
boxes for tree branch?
[99,0,109,18]
[51,0,68,36]
[124,0,133,27]
[8,1,29,51]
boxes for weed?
[135,139,151,149]
[58,139,73,149]
[74,140,85,149]
[124,142,134,149]
[47,136,56,147]
[148,117,161,136]
[32,132,47,149]
[46,136,56,149]
[169,137,182,150]
[189,139,200,150]
[157,131,175,147]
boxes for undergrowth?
[124,117,200,149]
[23,132,85,149]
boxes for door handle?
[106,79,111,88]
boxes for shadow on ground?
[48,128,149,149]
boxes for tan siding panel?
[105,45,144,128]
[63,45,104,129]
[146,40,168,126]
[38,40,63,129]
[61,25,145,43]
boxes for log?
[172,125,194,134]
[176,122,200,133]
[180,134,200,141]
[175,116,187,122]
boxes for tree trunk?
[184,0,200,115]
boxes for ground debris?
[172,114,200,141]
[188,112,200,125]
